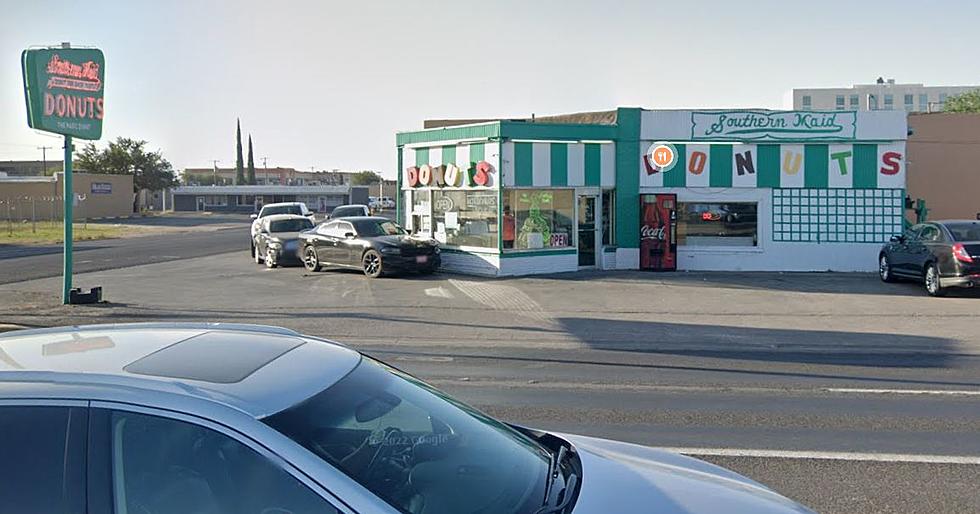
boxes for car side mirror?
[250,214,258,219]
[345,232,355,239]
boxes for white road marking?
[827,388,980,397]
[660,447,980,465]
[449,279,552,323]
[424,287,454,299]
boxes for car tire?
[362,249,383,278]
[254,245,263,264]
[879,254,897,283]
[304,246,321,272]
[265,247,277,269]
[924,263,945,297]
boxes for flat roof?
[173,185,351,195]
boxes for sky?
[2,0,978,178]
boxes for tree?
[351,170,382,185]
[235,118,245,184]
[943,89,980,113]
[75,137,177,192]
[246,135,256,185]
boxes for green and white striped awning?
[502,141,616,188]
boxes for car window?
[332,207,363,218]
[904,225,924,241]
[0,406,86,514]
[270,219,314,232]
[263,205,303,217]
[108,410,340,514]
[316,221,338,236]
[338,222,355,237]
[919,225,941,242]
[352,219,406,237]
[944,222,980,242]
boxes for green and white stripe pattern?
[403,141,501,189]
[641,142,905,190]
[501,142,615,188]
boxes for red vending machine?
[639,194,677,271]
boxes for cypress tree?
[247,135,256,185]
[235,118,245,185]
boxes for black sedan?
[299,216,440,277]
[252,214,315,268]
[879,220,980,296]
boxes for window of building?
[883,94,894,110]
[431,190,498,249]
[203,195,227,206]
[904,94,914,111]
[870,95,879,110]
[677,202,758,247]
[835,95,845,110]
[849,94,860,109]
[108,411,340,514]
[801,95,812,110]
[919,93,929,111]
[0,406,86,514]
[409,190,431,235]
[504,189,574,250]
[601,189,616,246]
[939,93,948,110]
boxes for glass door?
[577,195,597,267]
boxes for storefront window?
[431,190,498,249]
[504,189,574,250]
[409,190,431,235]
[677,202,757,247]
[601,189,616,246]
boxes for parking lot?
[2,231,979,513]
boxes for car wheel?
[265,247,277,269]
[879,254,897,283]
[304,246,321,272]
[924,264,945,297]
[254,245,263,264]
[362,249,383,278]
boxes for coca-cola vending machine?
[639,194,676,271]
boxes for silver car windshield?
[263,357,550,514]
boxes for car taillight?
[952,243,974,263]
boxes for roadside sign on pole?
[22,44,105,304]
[22,47,105,140]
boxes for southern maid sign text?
[691,111,856,141]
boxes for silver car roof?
[0,323,361,418]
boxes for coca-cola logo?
[641,225,666,240]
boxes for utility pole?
[37,146,52,175]
[210,159,220,185]
[261,157,268,184]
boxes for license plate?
[416,255,428,264]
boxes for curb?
[0,323,28,333]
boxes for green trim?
[853,144,878,189]
[551,143,568,187]
[414,147,429,167]
[709,145,732,187]
[662,144,687,187]
[756,144,780,188]
[499,121,616,142]
[441,145,456,165]
[514,142,533,186]
[440,247,500,256]
[469,142,485,162]
[396,122,500,146]
[396,147,403,223]
[614,108,641,249]
[804,144,829,188]
[584,143,602,186]
[500,248,577,258]
[603,245,618,253]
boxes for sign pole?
[63,134,73,304]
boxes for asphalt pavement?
[1,230,979,513]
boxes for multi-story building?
[793,78,978,113]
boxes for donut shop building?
[395,108,908,276]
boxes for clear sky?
[2,0,977,177]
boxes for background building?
[181,167,364,186]
[906,112,980,221]
[0,172,134,221]
[794,79,979,113]
[0,160,65,177]
[170,184,369,213]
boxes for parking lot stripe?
[660,447,980,465]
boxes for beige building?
[906,113,980,221]
[0,172,134,221]
[794,79,978,113]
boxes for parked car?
[379,196,395,209]
[368,196,382,210]
[300,216,439,277]
[0,323,816,514]
[252,214,315,268]
[250,202,315,255]
[879,220,980,296]
[328,203,371,219]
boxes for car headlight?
[380,246,401,255]
[268,240,282,248]
[433,246,441,254]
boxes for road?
[1,230,979,513]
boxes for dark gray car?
[252,214,315,268]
